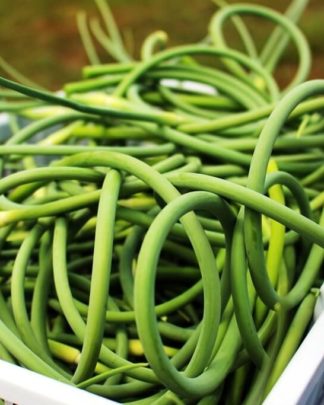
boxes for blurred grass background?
[0,0,323,90]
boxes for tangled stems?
[141,31,168,61]
[72,170,121,383]
[15,149,318,396]
[114,44,280,102]
[53,216,156,385]
[145,64,269,108]
[11,225,49,353]
[178,95,324,134]
[27,151,319,251]
[0,75,184,126]
[0,1,322,402]
[0,154,321,250]
[168,172,324,248]
[30,231,53,355]
[230,209,267,367]
[48,151,232,385]
[135,191,235,397]
[167,170,323,368]
[209,3,311,90]
[0,143,176,159]
[67,277,204,324]
[245,80,324,310]
[10,222,72,378]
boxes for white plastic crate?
[0,361,118,405]
[0,114,323,404]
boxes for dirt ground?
[0,0,323,90]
